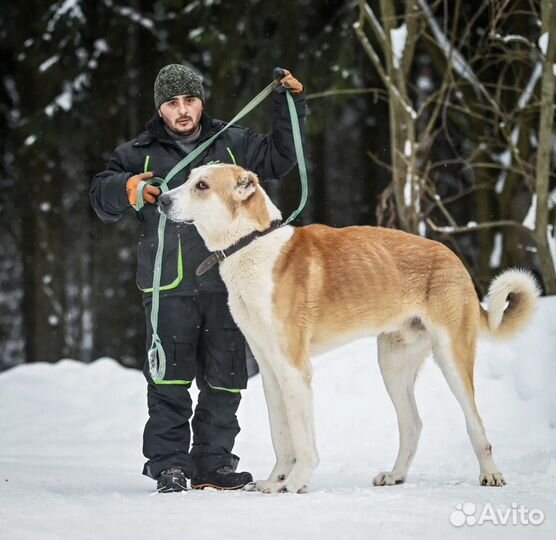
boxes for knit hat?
[154,64,205,109]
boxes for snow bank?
[1,299,555,540]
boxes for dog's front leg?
[257,362,296,486]
[238,337,296,493]
[257,359,319,494]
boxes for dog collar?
[196,219,283,276]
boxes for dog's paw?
[255,479,285,493]
[284,480,308,494]
[372,471,405,486]
[479,472,506,487]
[254,479,308,494]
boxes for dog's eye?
[196,181,209,191]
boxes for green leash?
[283,91,308,225]
[135,81,308,382]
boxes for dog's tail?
[479,269,540,338]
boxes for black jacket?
[90,91,306,300]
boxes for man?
[90,64,305,493]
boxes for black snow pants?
[142,293,248,480]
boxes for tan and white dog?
[158,164,539,494]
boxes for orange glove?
[126,172,160,205]
[274,68,304,94]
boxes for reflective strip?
[154,379,192,386]
[207,381,242,393]
[226,147,237,165]
[140,239,183,293]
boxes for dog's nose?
[158,194,172,208]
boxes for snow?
[55,89,72,111]
[115,5,154,29]
[1,298,555,539]
[536,31,556,74]
[46,0,85,34]
[538,32,549,55]
[549,228,556,270]
[517,63,542,110]
[39,55,60,73]
[94,38,109,54]
[416,75,433,91]
[390,23,407,69]
[495,33,534,46]
[418,220,426,236]
[44,74,90,117]
[489,232,502,268]
[550,188,556,210]
[494,149,511,194]
[523,194,537,230]
[189,28,203,40]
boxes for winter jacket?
[90,91,306,301]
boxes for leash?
[135,79,308,383]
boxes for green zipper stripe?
[154,379,192,386]
[207,382,242,393]
[226,147,237,165]
[140,239,183,293]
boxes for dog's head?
[159,164,280,250]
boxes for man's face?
[159,95,203,135]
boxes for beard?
[169,117,200,136]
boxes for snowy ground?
[1,298,555,540]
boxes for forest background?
[1,0,554,370]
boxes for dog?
[158,163,539,494]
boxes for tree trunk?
[534,0,556,293]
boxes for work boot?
[157,467,188,493]
[191,465,253,490]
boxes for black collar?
[196,220,283,276]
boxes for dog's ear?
[233,170,258,202]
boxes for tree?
[355,0,555,294]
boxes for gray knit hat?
[154,64,205,109]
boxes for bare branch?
[417,0,502,115]
[353,20,418,119]
[366,150,393,172]
[306,88,388,101]
[426,218,532,235]
[360,1,386,45]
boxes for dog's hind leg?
[373,331,430,486]
[431,326,505,487]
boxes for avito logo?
[449,502,545,527]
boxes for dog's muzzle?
[158,193,172,214]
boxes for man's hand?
[273,67,304,94]
[126,172,161,205]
